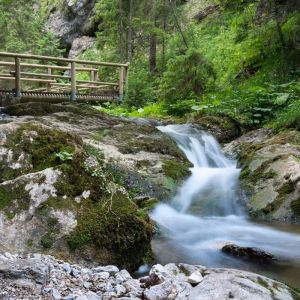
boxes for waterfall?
[151,125,300,267]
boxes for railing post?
[47,68,52,92]
[90,70,95,82]
[70,62,76,101]
[118,66,126,104]
[15,57,21,97]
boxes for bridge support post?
[15,57,21,97]
[118,66,126,104]
[70,62,76,101]
[47,68,52,92]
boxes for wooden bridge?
[0,52,129,104]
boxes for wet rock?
[225,129,300,223]
[222,244,276,263]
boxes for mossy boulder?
[225,128,300,223]
[0,102,195,269]
[185,112,241,143]
[0,121,153,271]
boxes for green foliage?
[124,62,157,108]
[55,151,74,162]
[160,48,215,105]
[0,0,61,55]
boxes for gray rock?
[143,280,173,300]
[47,0,97,48]
[225,129,300,222]
[62,295,75,300]
[92,266,119,275]
[63,263,72,274]
[115,270,132,284]
[52,288,62,300]
[83,281,92,289]
[189,271,294,300]
[85,292,101,300]
[68,36,96,59]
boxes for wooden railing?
[0,52,129,103]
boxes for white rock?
[52,288,62,300]
[188,271,204,285]
[115,284,126,296]
[144,280,173,300]
[115,270,132,284]
[92,265,119,275]
[86,292,101,300]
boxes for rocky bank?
[225,128,300,223]
[0,252,298,300]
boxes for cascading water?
[151,125,300,286]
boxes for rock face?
[224,128,300,223]
[0,253,298,300]
[46,0,97,48]
[68,36,96,59]
[0,102,191,270]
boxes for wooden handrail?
[0,62,99,72]
[0,51,129,101]
[0,52,129,67]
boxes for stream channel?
[151,125,300,288]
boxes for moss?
[40,217,60,249]
[0,183,30,217]
[257,277,270,289]
[135,197,159,211]
[67,191,153,271]
[291,199,300,217]
[162,159,191,181]
[0,186,14,211]
[185,112,241,142]
[5,123,81,173]
[26,239,33,248]
[40,233,54,249]
[3,102,102,118]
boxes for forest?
[0,0,300,299]
[0,0,299,127]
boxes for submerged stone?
[222,244,276,263]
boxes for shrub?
[160,48,216,105]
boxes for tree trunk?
[119,0,125,62]
[171,0,189,49]
[127,0,133,62]
[149,0,157,74]
[161,0,167,71]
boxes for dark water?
[152,217,300,289]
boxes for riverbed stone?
[0,254,297,300]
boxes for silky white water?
[151,125,300,286]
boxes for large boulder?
[224,128,300,223]
[0,102,191,270]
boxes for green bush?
[160,48,215,105]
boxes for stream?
[151,125,300,288]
